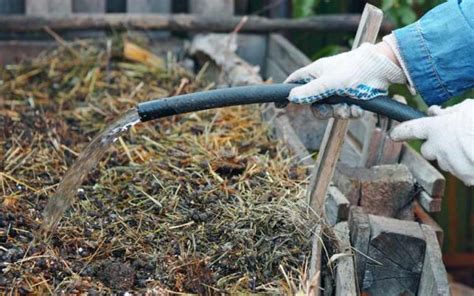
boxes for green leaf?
[292,0,319,18]
[311,45,345,60]
[398,6,417,25]
[382,0,396,11]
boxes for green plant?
[292,0,319,18]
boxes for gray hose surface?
[137,83,425,122]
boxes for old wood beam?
[0,13,393,33]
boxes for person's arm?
[389,0,474,105]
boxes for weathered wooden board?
[0,41,55,65]
[72,0,106,13]
[400,144,445,198]
[418,224,450,296]
[418,190,442,213]
[333,164,415,219]
[307,4,383,212]
[333,222,357,296]
[308,225,323,296]
[325,186,350,226]
[348,206,370,292]
[266,34,328,151]
[364,215,426,295]
[26,0,72,15]
[414,201,444,246]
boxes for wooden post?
[26,0,72,15]
[333,222,357,296]
[307,4,383,213]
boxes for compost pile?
[0,37,321,294]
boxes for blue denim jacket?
[394,0,474,105]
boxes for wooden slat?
[308,225,323,296]
[73,0,106,13]
[0,41,55,65]
[333,222,357,296]
[307,4,383,212]
[418,190,442,213]
[0,13,390,33]
[26,0,72,15]
[414,201,444,246]
[325,186,350,226]
[418,224,450,296]
[400,144,445,197]
[349,206,370,292]
[267,34,311,74]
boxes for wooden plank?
[0,41,55,65]
[348,206,370,292]
[267,34,311,74]
[308,225,323,296]
[414,201,444,246]
[325,186,350,226]
[0,0,25,14]
[418,224,450,296]
[26,0,72,15]
[307,4,383,212]
[400,144,445,197]
[265,58,287,83]
[418,190,442,213]
[72,0,106,13]
[358,164,415,219]
[189,0,234,16]
[0,14,390,33]
[236,34,267,73]
[333,222,357,296]
[364,215,426,295]
[273,115,314,167]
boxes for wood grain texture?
[307,4,383,213]
[414,201,444,246]
[333,222,357,296]
[349,206,370,292]
[0,13,389,33]
[418,224,450,296]
[418,190,442,213]
[364,215,426,295]
[308,225,323,296]
[400,144,445,197]
[325,185,350,226]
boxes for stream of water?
[42,109,141,233]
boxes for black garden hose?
[137,83,425,122]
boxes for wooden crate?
[0,2,451,294]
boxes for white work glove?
[284,43,406,119]
[391,99,474,186]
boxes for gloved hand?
[390,99,474,186]
[284,42,406,119]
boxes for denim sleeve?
[394,0,474,105]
